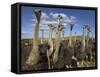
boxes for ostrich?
[53,24,65,68]
[86,26,93,63]
[77,25,90,67]
[53,15,64,64]
[87,26,91,48]
[68,16,74,47]
[47,24,55,69]
[90,33,94,62]
[52,15,76,69]
[82,25,88,52]
[73,32,77,45]
[26,9,41,65]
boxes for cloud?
[31,12,77,29]
[39,18,58,30]
[41,20,57,25]
[32,19,36,22]
[50,12,68,19]
[32,12,49,21]
[49,12,77,25]
[68,16,76,23]
[41,12,49,20]
[22,12,77,38]
[39,20,68,30]
[70,16,76,20]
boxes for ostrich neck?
[49,30,53,48]
[26,18,40,65]
[53,31,61,63]
[34,20,40,44]
[70,30,72,36]
[49,30,53,41]
[82,29,86,49]
[55,31,60,47]
[87,31,89,37]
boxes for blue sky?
[21,6,95,39]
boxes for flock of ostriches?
[21,9,95,71]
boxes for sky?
[21,6,95,39]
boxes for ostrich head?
[57,15,63,25]
[34,9,41,22]
[48,24,55,30]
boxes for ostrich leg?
[26,9,41,65]
[47,49,51,69]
